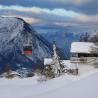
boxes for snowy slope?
[38,72,98,98]
[0,74,74,98]
[0,69,98,98]
[0,17,55,74]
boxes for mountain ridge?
[0,17,54,76]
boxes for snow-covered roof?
[44,58,77,69]
[71,42,95,53]
[44,58,53,65]
[61,60,77,69]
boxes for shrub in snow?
[37,75,47,82]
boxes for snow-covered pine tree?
[52,41,65,77]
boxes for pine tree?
[44,65,55,78]
[52,41,65,77]
[80,32,89,42]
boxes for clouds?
[0,5,98,25]
[0,0,98,27]
[48,0,92,5]
[0,0,97,15]
[0,0,93,6]
[0,0,98,14]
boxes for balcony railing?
[70,57,98,64]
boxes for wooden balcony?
[70,57,98,64]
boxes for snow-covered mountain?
[35,24,97,59]
[37,30,80,59]
[0,17,63,75]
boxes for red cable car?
[22,36,33,55]
[22,44,32,55]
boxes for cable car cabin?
[22,45,32,55]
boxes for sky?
[0,0,98,27]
